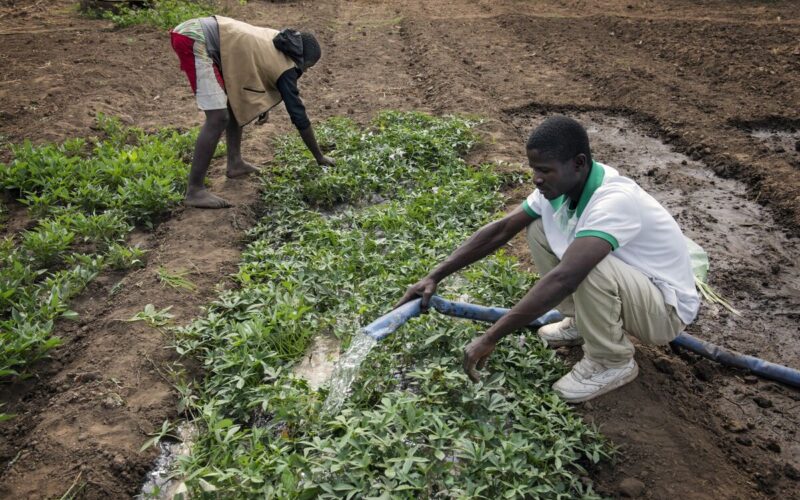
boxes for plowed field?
[1,0,798,498]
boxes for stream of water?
[321,331,378,413]
[138,422,197,499]
[140,332,377,496]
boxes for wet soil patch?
[750,128,800,157]
[139,422,196,499]
[293,334,341,391]
[732,118,800,171]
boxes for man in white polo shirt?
[395,115,699,402]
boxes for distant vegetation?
[84,0,220,29]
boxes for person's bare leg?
[225,110,259,178]
[185,109,231,208]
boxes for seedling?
[127,304,175,327]
[109,280,125,297]
[140,420,179,452]
[106,244,147,270]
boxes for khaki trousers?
[526,219,683,367]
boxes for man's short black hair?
[301,32,321,68]
[526,115,592,165]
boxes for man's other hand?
[463,335,496,383]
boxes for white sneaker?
[553,357,639,403]
[537,317,583,347]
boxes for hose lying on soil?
[364,296,800,389]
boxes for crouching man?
[395,116,699,402]
[170,16,334,208]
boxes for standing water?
[321,331,378,413]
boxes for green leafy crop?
[2,114,192,224]
[95,0,218,30]
[173,112,608,498]
[0,115,194,379]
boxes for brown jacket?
[216,16,297,125]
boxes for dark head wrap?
[273,29,321,70]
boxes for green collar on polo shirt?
[548,160,605,218]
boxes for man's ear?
[574,153,588,171]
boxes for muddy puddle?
[749,128,800,156]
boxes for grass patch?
[173,112,608,498]
[0,115,196,380]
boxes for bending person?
[170,16,334,208]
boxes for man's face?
[527,149,584,200]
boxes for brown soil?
[1,0,798,498]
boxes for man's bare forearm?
[298,125,325,162]
[483,269,575,343]
[428,214,524,282]
[481,236,613,343]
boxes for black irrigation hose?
[670,333,800,389]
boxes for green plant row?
[2,115,194,224]
[0,200,7,231]
[91,0,224,30]
[173,112,608,498]
[0,115,196,383]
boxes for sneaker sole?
[558,362,640,404]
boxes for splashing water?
[322,331,378,413]
[139,422,197,499]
